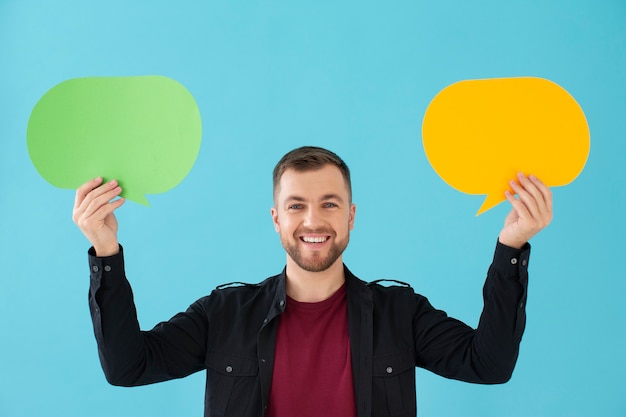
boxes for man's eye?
[323,202,338,208]
[288,204,303,210]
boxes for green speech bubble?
[27,76,202,205]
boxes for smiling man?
[271,157,355,301]
[73,146,552,417]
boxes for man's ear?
[270,207,280,233]
[349,203,356,231]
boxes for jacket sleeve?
[88,246,208,386]
[413,241,529,383]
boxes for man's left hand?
[498,173,553,249]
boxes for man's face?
[271,165,356,273]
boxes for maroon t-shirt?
[266,283,356,417]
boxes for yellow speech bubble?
[422,77,590,215]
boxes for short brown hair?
[273,146,352,202]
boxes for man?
[73,146,552,417]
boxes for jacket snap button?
[226,366,233,373]
[386,366,393,374]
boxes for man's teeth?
[302,236,327,243]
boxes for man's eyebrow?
[283,195,306,202]
[283,194,345,203]
[320,194,345,203]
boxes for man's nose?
[303,207,323,227]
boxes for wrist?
[497,236,525,250]
[93,243,120,257]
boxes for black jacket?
[88,242,529,417]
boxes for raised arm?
[414,174,552,383]
[73,178,207,386]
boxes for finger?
[77,179,120,212]
[89,196,126,221]
[529,175,553,218]
[75,178,118,216]
[75,193,125,232]
[74,181,122,227]
[509,178,540,219]
[505,188,531,220]
[513,173,554,223]
[82,184,123,220]
[74,177,103,210]
[516,174,552,224]
[74,178,107,225]
[516,173,546,207]
[510,176,553,233]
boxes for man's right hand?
[73,177,125,257]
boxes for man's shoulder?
[367,278,413,290]
[213,273,281,293]
[189,273,283,317]
[200,273,283,303]
[345,268,419,301]
[367,279,418,302]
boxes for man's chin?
[290,253,340,273]
[282,238,349,273]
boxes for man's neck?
[285,258,346,303]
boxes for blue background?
[1,1,625,416]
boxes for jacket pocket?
[206,351,259,416]
[372,352,416,417]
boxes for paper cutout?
[26,76,202,206]
[422,77,590,215]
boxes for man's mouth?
[301,236,329,243]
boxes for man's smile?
[300,236,330,244]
